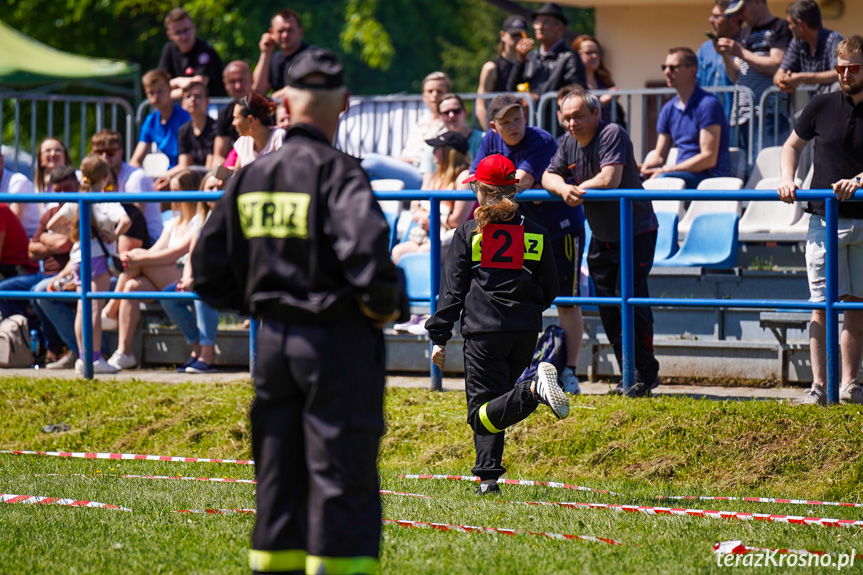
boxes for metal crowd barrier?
[335,92,536,158]
[382,187,849,403]
[758,85,818,153]
[3,188,852,404]
[536,86,757,167]
[0,93,135,171]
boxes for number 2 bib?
[480,224,525,269]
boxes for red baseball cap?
[462,155,520,186]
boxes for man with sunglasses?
[778,36,863,406]
[641,47,731,188]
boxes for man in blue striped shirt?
[773,0,843,96]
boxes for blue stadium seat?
[382,211,399,251]
[653,211,679,264]
[397,252,432,302]
[657,212,739,268]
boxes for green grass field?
[2,375,863,574]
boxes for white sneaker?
[107,351,137,370]
[533,362,569,419]
[393,314,423,332]
[840,382,863,404]
[93,357,119,374]
[74,358,84,375]
[559,367,581,395]
[795,384,826,406]
[101,310,118,331]
[406,316,429,336]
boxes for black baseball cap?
[502,16,529,34]
[425,131,469,156]
[284,47,344,90]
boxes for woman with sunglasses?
[426,154,568,496]
[419,94,485,190]
[230,92,286,171]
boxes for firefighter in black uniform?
[426,154,569,496]
[193,48,407,575]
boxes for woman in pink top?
[230,93,286,170]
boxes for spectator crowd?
[0,0,857,402]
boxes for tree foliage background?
[2,0,593,97]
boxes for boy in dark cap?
[194,47,407,575]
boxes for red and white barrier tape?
[714,540,863,560]
[659,494,863,509]
[2,450,254,465]
[400,473,863,510]
[382,518,624,545]
[39,472,256,484]
[398,474,623,496]
[176,508,256,515]
[516,500,863,528]
[37,474,430,498]
[0,492,131,511]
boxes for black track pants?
[587,230,660,385]
[463,331,539,481]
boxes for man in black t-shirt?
[214,60,253,165]
[158,7,226,100]
[778,35,863,406]
[252,9,311,103]
[543,89,660,398]
[177,82,216,169]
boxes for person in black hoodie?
[426,154,569,496]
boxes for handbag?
[91,211,124,277]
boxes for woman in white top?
[230,92,286,171]
[104,169,204,371]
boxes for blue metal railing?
[382,188,850,403]
[3,188,852,403]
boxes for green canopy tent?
[0,18,139,97]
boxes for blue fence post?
[249,317,258,379]
[619,197,635,392]
[825,196,839,404]
[79,201,94,380]
[429,197,442,391]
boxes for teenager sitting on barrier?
[160,171,221,374]
[102,169,204,371]
[46,154,132,375]
[360,71,450,190]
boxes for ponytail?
[473,181,517,231]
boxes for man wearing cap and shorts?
[778,35,863,406]
[543,88,660,398]
[194,48,407,575]
[476,15,530,130]
[471,93,586,393]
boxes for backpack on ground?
[516,325,567,387]
[0,314,33,367]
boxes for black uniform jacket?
[426,211,558,346]
[193,123,407,324]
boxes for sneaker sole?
[538,362,569,420]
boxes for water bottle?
[30,329,39,369]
